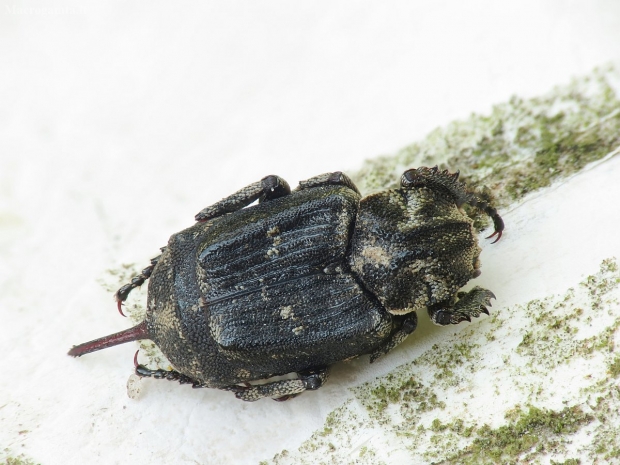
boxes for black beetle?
[69,167,503,401]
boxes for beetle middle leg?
[428,286,495,325]
[369,312,418,363]
[195,175,291,222]
[223,367,329,402]
[115,249,166,316]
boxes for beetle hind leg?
[428,286,495,325]
[223,367,329,402]
[134,362,204,387]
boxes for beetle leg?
[427,286,495,325]
[369,313,418,363]
[400,166,504,242]
[223,367,329,402]
[115,249,166,316]
[195,175,291,222]
[295,171,360,194]
[134,363,204,387]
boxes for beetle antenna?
[68,321,150,357]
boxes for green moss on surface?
[268,400,388,465]
[443,405,593,465]
[515,258,620,374]
[609,356,620,377]
[363,374,446,427]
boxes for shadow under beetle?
[69,167,504,401]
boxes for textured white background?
[1,1,620,464]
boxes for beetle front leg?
[195,175,291,222]
[369,313,418,363]
[428,286,495,325]
[401,166,504,243]
[223,367,329,402]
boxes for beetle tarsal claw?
[486,230,503,243]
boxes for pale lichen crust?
[263,258,620,464]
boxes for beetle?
[69,167,503,401]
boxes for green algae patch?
[351,64,620,230]
[444,405,593,465]
[269,400,388,465]
[608,355,620,378]
[365,375,446,419]
[515,258,620,376]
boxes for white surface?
[1,1,620,464]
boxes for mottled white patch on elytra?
[267,225,283,246]
[292,325,304,335]
[280,305,293,319]
[236,368,251,379]
[359,245,393,268]
[266,226,280,237]
[406,258,431,274]
[266,247,280,258]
